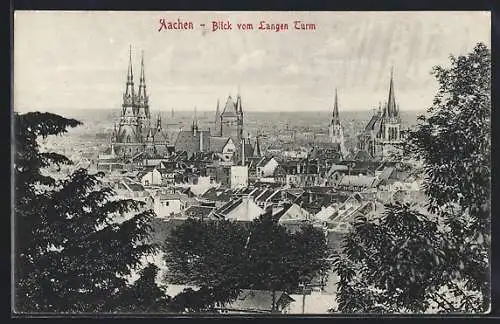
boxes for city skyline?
[14,11,490,113]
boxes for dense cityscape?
[35,48,429,313]
[14,11,490,315]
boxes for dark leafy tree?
[289,224,330,288]
[112,263,172,313]
[333,43,490,313]
[14,112,161,313]
[244,211,297,311]
[164,218,249,311]
[164,210,330,312]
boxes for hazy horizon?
[14,11,490,114]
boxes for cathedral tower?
[376,68,402,159]
[136,50,150,128]
[328,88,347,157]
[116,45,140,150]
[220,93,243,143]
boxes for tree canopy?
[333,43,491,313]
[14,112,166,313]
[163,210,330,312]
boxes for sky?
[14,11,490,113]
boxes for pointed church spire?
[387,67,397,118]
[333,88,340,121]
[215,99,220,121]
[137,50,149,119]
[128,44,133,81]
[214,99,222,137]
[124,45,135,98]
[139,50,146,94]
[192,106,198,132]
[254,135,262,158]
[156,113,162,132]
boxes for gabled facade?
[256,157,279,178]
[215,196,264,222]
[139,168,162,186]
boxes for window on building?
[165,201,169,206]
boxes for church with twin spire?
[110,47,170,158]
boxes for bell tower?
[121,45,136,125]
[328,88,347,157]
[137,50,150,128]
[379,68,402,160]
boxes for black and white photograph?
[12,10,491,315]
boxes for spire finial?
[124,45,135,100]
[387,67,396,118]
[332,87,340,122]
[140,50,145,81]
[128,44,133,80]
[192,106,198,131]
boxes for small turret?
[156,114,162,132]
[191,107,199,134]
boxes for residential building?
[139,168,162,186]
[214,196,264,222]
[256,157,279,178]
[230,165,249,189]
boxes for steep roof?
[221,96,238,118]
[365,114,381,131]
[184,205,215,219]
[210,136,232,153]
[155,191,190,201]
[174,130,211,153]
[339,175,378,188]
[127,182,145,192]
[256,156,274,168]
[255,188,280,203]
[378,166,396,181]
[201,187,234,202]
[354,150,373,161]
[326,164,349,177]
[274,203,310,224]
[215,197,243,216]
[243,142,254,159]
[219,197,264,222]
